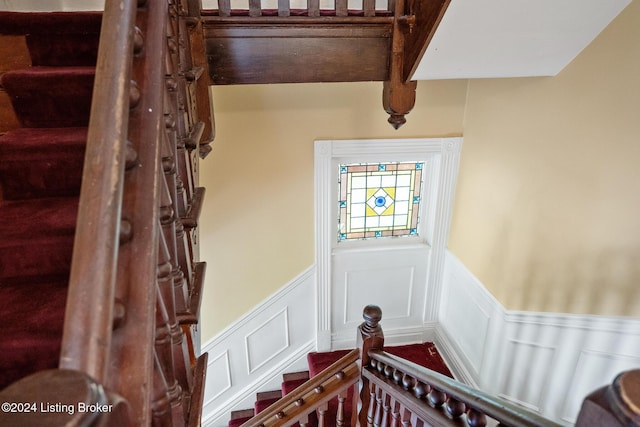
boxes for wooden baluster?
[308,0,319,17]
[400,406,411,427]
[161,136,189,318]
[156,239,187,426]
[318,402,328,427]
[218,0,231,16]
[364,0,375,16]
[381,393,391,427]
[299,412,310,427]
[151,350,173,427]
[390,399,400,427]
[278,0,290,16]
[336,0,347,16]
[249,0,262,17]
[387,0,396,12]
[374,388,384,427]
[335,390,347,427]
[367,384,376,427]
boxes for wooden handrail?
[0,1,211,425]
[241,349,361,427]
[366,350,563,427]
[202,300,636,426]
[59,0,138,383]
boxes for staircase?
[0,2,212,425]
[228,343,453,427]
[0,11,101,390]
[229,371,315,427]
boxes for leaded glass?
[338,162,424,241]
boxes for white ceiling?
[414,0,631,80]
[0,0,632,81]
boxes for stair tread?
[0,279,68,389]
[2,65,95,76]
[282,370,310,382]
[229,408,254,427]
[0,127,87,200]
[0,197,78,241]
[230,408,255,419]
[256,389,282,401]
[0,127,88,157]
[282,377,308,395]
[255,390,282,414]
[0,11,102,35]
[282,371,310,397]
[0,197,78,283]
[1,66,95,128]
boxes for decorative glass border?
[338,161,424,241]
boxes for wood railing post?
[576,369,640,427]
[357,305,385,427]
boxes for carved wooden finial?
[362,305,382,332]
[383,79,417,130]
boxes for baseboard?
[434,324,478,388]
[331,322,438,350]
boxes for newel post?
[356,305,384,427]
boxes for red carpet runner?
[229,342,452,426]
[0,11,101,390]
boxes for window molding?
[314,137,463,350]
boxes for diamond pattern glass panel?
[338,162,424,241]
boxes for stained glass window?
[338,162,424,241]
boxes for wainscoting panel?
[203,350,231,403]
[438,252,640,425]
[331,245,430,348]
[497,340,557,411]
[201,267,316,427]
[343,265,415,324]
[245,308,290,374]
[561,349,640,422]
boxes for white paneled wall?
[201,267,316,427]
[438,252,640,425]
[200,252,640,425]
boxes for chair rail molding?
[437,251,640,425]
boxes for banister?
[59,0,138,383]
[240,349,361,427]
[366,350,562,427]
[229,306,637,426]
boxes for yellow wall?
[200,1,640,342]
[449,0,640,316]
[199,81,468,340]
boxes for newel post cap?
[363,305,382,328]
[359,305,384,339]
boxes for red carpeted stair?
[0,11,101,390]
[228,342,452,426]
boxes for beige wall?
[199,81,468,341]
[199,0,640,342]
[449,0,640,316]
